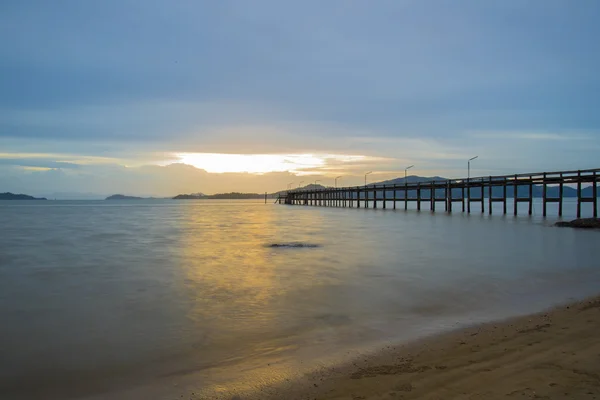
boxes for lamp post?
[314,179,320,187]
[405,165,414,181]
[298,181,304,189]
[335,176,342,188]
[364,171,372,187]
[287,182,294,190]
[468,156,478,180]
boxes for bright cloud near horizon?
[1,1,599,197]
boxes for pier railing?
[278,168,599,218]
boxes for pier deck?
[278,168,599,218]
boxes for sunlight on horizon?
[174,153,367,174]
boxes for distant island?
[105,194,168,200]
[173,192,267,200]
[0,192,47,200]
[106,194,144,200]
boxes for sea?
[0,199,598,399]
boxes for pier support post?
[462,186,465,212]
[528,176,533,216]
[488,176,492,215]
[448,181,453,212]
[444,182,448,212]
[503,178,507,214]
[481,178,485,213]
[594,172,598,218]
[373,186,377,209]
[542,172,547,217]
[431,181,435,211]
[417,183,421,211]
[383,185,386,209]
[577,170,582,218]
[405,183,408,210]
[513,175,518,216]
[467,179,471,213]
[559,174,563,217]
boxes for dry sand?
[260,297,600,400]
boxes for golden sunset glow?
[174,153,367,174]
[21,166,53,172]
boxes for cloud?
[468,131,592,141]
[0,162,304,197]
[0,158,81,169]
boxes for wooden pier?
[278,168,599,218]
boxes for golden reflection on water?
[174,202,333,395]
[179,202,280,316]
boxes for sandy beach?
[260,296,600,400]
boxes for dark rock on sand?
[555,218,600,229]
[266,242,321,248]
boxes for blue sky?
[1,0,599,196]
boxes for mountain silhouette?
[0,192,47,200]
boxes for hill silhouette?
[0,192,47,200]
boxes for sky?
[1,0,599,197]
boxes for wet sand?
[261,296,600,400]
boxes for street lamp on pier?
[335,176,342,188]
[468,156,478,180]
[364,171,372,187]
[405,165,414,181]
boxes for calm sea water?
[0,199,598,399]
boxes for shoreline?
[252,295,600,400]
